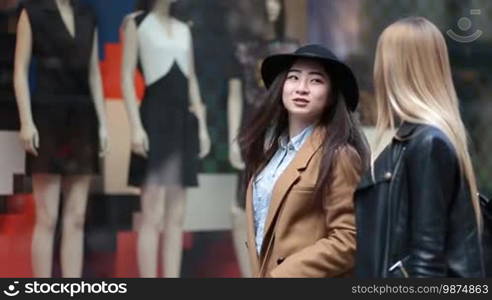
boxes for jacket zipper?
[388,260,410,278]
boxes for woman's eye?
[287,74,298,80]
[311,78,324,84]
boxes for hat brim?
[261,53,359,111]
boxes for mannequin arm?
[188,33,210,158]
[227,78,244,170]
[13,9,38,156]
[121,15,148,157]
[89,30,109,157]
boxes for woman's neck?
[288,116,315,139]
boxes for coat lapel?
[244,127,325,274]
[260,128,324,253]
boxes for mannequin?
[236,0,298,121]
[229,0,298,277]
[13,0,108,278]
[121,0,210,278]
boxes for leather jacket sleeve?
[404,133,459,277]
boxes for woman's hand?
[131,126,149,158]
[19,123,39,156]
[98,126,109,157]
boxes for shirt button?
[384,172,392,180]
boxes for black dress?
[23,0,99,175]
[127,12,199,187]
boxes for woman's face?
[282,58,331,123]
[266,0,282,23]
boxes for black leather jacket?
[355,123,485,278]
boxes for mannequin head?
[266,0,281,23]
[264,0,286,40]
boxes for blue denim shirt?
[253,125,314,254]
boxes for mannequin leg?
[31,174,62,278]
[231,202,252,277]
[137,183,166,277]
[161,185,187,278]
[60,175,91,278]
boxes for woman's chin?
[286,105,310,115]
[287,110,317,122]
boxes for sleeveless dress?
[23,0,99,175]
[127,12,199,187]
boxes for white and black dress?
[128,12,199,187]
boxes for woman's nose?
[295,79,309,95]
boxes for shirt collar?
[279,124,315,152]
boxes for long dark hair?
[239,59,369,202]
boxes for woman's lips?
[293,98,309,107]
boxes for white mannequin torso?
[136,12,191,85]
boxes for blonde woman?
[355,17,485,277]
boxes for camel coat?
[245,128,361,277]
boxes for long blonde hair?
[373,17,481,228]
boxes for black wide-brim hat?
[261,44,359,111]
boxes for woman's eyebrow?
[288,68,327,78]
[308,71,327,77]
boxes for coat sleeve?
[269,146,362,277]
[403,133,459,277]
